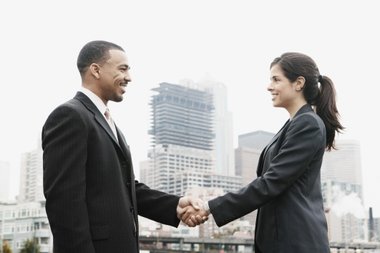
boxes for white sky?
[1,0,379,216]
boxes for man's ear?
[295,76,305,91]
[89,63,101,79]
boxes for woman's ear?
[295,76,305,91]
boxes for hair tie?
[318,75,323,83]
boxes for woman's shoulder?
[293,109,324,128]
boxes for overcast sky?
[1,0,379,216]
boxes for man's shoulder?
[50,97,80,114]
[54,92,87,110]
[45,94,87,121]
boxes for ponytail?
[315,75,344,151]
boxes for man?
[42,40,205,253]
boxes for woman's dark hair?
[77,40,124,76]
[270,52,344,151]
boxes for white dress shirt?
[80,87,118,141]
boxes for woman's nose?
[267,83,273,91]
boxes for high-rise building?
[18,145,44,203]
[368,207,380,242]
[149,82,214,151]
[0,161,11,201]
[145,144,215,195]
[321,140,363,186]
[321,139,366,243]
[371,216,380,242]
[196,78,235,176]
[142,81,241,196]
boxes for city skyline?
[1,0,379,217]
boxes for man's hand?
[177,196,209,227]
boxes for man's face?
[97,49,131,103]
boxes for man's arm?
[135,181,208,227]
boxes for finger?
[190,215,201,226]
[194,214,205,225]
[199,210,209,222]
[177,205,191,219]
[176,207,184,219]
[181,207,195,222]
[178,205,192,218]
[186,218,195,227]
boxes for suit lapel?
[264,119,290,156]
[257,119,290,176]
[95,113,120,145]
[256,104,314,176]
[74,92,127,158]
[116,125,133,164]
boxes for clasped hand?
[177,196,210,227]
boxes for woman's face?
[267,64,300,111]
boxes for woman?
[188,52,344,253]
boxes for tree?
[19,239,40,253]
[2,240,12,253]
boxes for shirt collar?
[80,87,108,116]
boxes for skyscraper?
[149,82,214,150]
[18,145,44,203]
[197,78,235,176]
[142,80,241,196]
[321,139,366,243]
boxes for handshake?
[177,196,210,227]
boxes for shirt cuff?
[203,201,211,215]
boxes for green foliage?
[2,240,12,253]
[19,239,40,253]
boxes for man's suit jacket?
[209,104,330,253]
[42,92,180,253]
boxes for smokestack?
[369,207,374,241]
